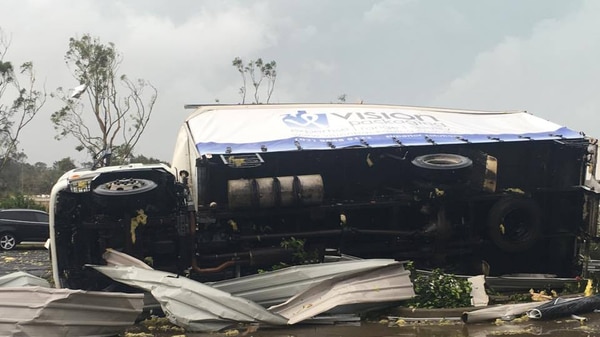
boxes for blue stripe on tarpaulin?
[196,127,582,155]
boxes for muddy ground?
[4,245,600,337]
[0,244,51,279]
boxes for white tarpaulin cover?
[185,105,582,155]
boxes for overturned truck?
[50,104,600,289]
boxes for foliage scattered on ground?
[406,263,472,309]
[123,316,185,336]
[383,317,464,329]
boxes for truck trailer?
[49,104,600,289]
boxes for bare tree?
[0,28,46,172]
[232,57,277,104]
[232,57,247,104]
[51,34,157,166]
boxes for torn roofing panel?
[0,271,50,288]
[269,263,414,324]
[91,265,288,331]
[0,286,143,337]
[103,247,154,270]
[211,259,400,307]
[92,259,415,332]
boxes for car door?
[8,211,36,241]
[5,210,48,242]
[32,211,50,240]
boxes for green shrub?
[0,194,46,211]
[258,237,320,273]
[408,268,473,308]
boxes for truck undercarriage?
[51,138,596,290]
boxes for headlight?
[68,178,93,193]
[66,171,100,193]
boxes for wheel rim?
[94,178,158,196]
[0,234,16,250]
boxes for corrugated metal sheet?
[92,265,288,332]
[211,259,401,307]
[270,263,414,324]
[0,271,50,288]
[0,286,144,337]
[93,259,414,332]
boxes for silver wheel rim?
[0,234,16,250]
[94,178,158,196]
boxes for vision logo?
[281,110,328,129]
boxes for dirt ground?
[4,245,600,337]
[0,244,51,279]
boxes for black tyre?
[412,153,473,183]
[0,232,18,250]
[487,197,542,253]
[94,178,158,196]
[412,153,473,170]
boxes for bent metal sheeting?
[92,259,414,332]
[185,104,582,155]
[0,285,144,337]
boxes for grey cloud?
[431,0,600,135]
[0,0,595,165]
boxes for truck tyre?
[412,153,473,183]
[412,153,473,170]
[487,197,542,253]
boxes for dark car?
[0,208,49,250]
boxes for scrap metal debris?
[92,265,290,332]
[91,252,414,332]
[0,282,144,337]
[0,271,50,287]
[527,295,600,320]
[461,300,550,323]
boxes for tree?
[232,57,277,104]
[53,157,76,173]
[51,34,157,166]
[127,154,168,165]
[0,28,46,172]
[0,158,50,197]
[0,194,46,211]
[0,156,25,196]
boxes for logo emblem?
[282,110,328,129]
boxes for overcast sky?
[1,0,598,165]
